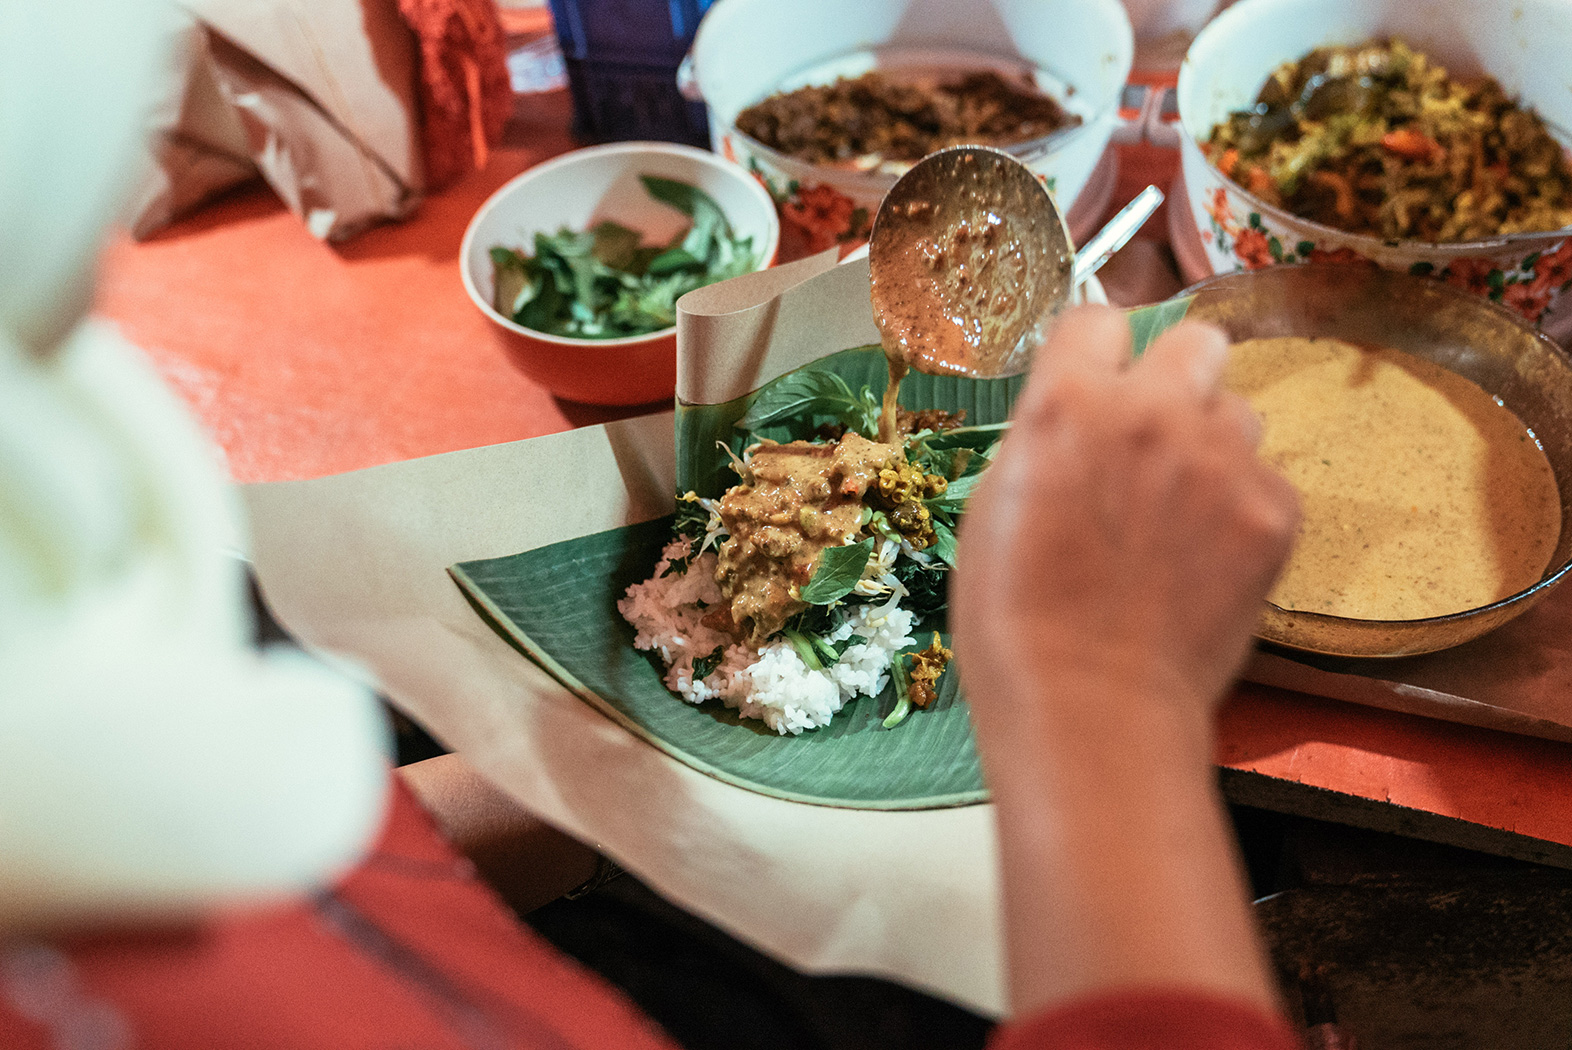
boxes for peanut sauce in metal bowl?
[1185,264,1572,659]
[1226,336,1561,621]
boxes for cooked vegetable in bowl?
[1201,39,1572,243]
[734,70,1081,174]
[1175,0,1572,327]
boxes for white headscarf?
[0,0,390,932]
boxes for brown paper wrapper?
[132,0,423,241]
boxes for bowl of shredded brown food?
[1176,0,1572,326]
[732,70,1080,176]
[685,0,1133,260]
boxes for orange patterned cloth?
[399,0,514,191]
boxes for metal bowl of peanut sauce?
[1184,264,1572,658]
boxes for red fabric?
[399,0,513,190]
[0,778,677,1050]
[989,989,1301,1050]
[0,782,1298,1050]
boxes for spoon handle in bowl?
[1072,185,1164,287]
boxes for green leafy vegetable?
[672,493,711,540]
[917,422,1009,453]
[829,633,867,658]
[783,627,825,671]
[799,538,874,605]
[692,646,726,680]
[490,175,759,339]
[925,470,983,518]
[1126,295,1195,358]
[735,369,881,439]
[782,626,855,671]
[811,634,842,666]
[786,601,846,640]
[928,520,958,568]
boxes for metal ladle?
[868,145,1164,378]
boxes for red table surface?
[93,89,1572,866]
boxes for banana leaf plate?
[451,304,1192,809]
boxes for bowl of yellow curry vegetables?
[1176,0,1572,327]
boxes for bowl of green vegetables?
[461,141,780,405]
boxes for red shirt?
[0,780,1298,1050]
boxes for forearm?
[979,670,1280,1020]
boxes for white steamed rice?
[618,536,916,734]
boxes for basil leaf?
[1127,295,1195,358]
[800,538,874,605]
[590,220,644,271]
[736,369,861,431]
[513,271,565,331]
[640,175,734,238]
[926,471,983,517]
[490,248,532,318]
[929,520,957,567]
[646,246,703,276]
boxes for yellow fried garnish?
[907,632,954,709]
[874,460,948,549]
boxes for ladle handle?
[1071,185,1164,287]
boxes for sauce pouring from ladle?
[867,145,1163,440]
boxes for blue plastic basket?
[546,0,717,145]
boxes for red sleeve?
[0,776,680,1050]
[989,989,1301,1050]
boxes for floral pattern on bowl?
[721,119,1097,264]
[1188,153,1572,327]
[724,134,873,258]
[1172,0,1572,330]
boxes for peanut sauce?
[1225,336,1561,620]
[715,432,895,645]
[868,149,1071,379]
[870,194,1038,376]
[877,353,907,444]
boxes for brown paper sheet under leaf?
[243,412,1008,1018]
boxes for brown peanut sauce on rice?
[715,432,896,645]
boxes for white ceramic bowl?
[461,141,781,405]
[685,0,1132,260]
[1176,0,1572,327]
